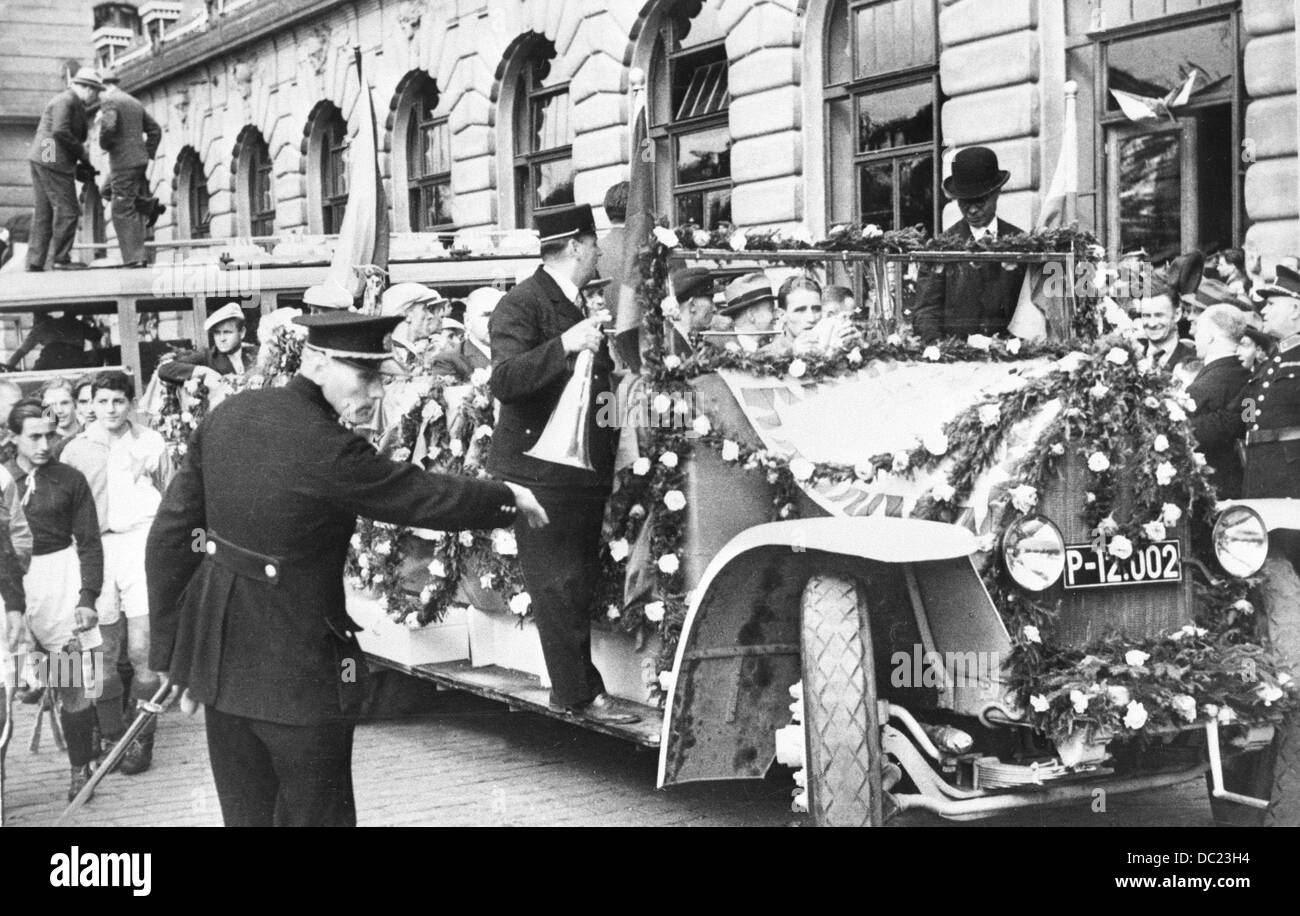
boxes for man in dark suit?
[156,303,259,387]
[913,147,1026,341]
[97,71,161,268]
[145,313,547,826]
[488,203,639,725]
[429,290,499,382]
[1187,304,1249,498]
[1140,252,1203,373]
[27,67,102,271]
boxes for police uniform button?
[206,541,217,555]
[264,564,277,578]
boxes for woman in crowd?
[71,375,95,428]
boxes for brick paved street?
[3,678,1214,827]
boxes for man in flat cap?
[913,147,1026,342]
[380,282,449,371]
[428,286,501,382]
[157,302,259,389]
[489,202,640,725]
[146,312,548,826]
[27,67,102,271]
[97,70,161,268]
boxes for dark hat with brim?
[1150,250,1205,300]
[535,203,597,244]
[442,299,466,331]
[1238,309,1274,349]
[294,312,404,373]
[720,273,775,318]
[670,266,713,302]
[1255,264,1300,301]
[1181,277,1251,313]
[942,147,1011,200]
[582,277,612,294]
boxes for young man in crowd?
[157,303,259,387]
[41,378,82,456]
[4,399,103,800]
[62,372,171,775]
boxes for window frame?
[320,112,349,235]
[406,87,453,233]
[248,135,275,238]
[513,46,574,227]
[186,154,211,240]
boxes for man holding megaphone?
[488,203,639,725]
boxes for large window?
[1098,11,1242,259]
[178,149,211,240]
[648,2,732,229]
[513,38,573,226]
[320,110,349,234]
[407,87,453,232]
[824,0,941,233]
[248,135,275,238]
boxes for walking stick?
[27,683,47,754]
[0,661,14,827]
[28,682,65,753]
[54,682,175,826]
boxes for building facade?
[86,0,1297,274]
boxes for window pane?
[675,191,703,227]
[858,161,895,228]
[1115,130,1182,258]
[1107,19,1234,112]
[857,82,934,152]
[427,121,450,175]
[672,47,728,121]
[826,0,851,85]
[676,125,731,185]
[533,158,575,209]
[423,181,453,228]
[826,96,855,225]
[532,91,571,152]
[898,153,934,233]
[855,0,935,79]
[704,188,731,228]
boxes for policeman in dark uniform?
[145,312,548,827]
[488,203,639,725]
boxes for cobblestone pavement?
[3,686,1213,827]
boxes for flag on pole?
[307,48,389,312]
[1008,80,1079,341]
[612,68,655,372]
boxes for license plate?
[1063,540,1182,590]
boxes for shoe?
[123,260,147,268]
[52,261,88,270]
[577,693,641,725]
[25,264,44,272]
[18,685,44,705]
[117,733,154,776]
[68,763,94,803]
[95,736,124,774]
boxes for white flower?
[975,532,996,553]
[932,482,956,503]
[1124,649,1150,668]
[606,604,621,621]
[509,592,532,616]
[459,531,475,547]
[659,298,681,320]
[922,345,941,362]
[663,354,682,370]
[652,393,673,416]
[473,424,492,441]
[862,224,884,240]
[1087,451,1111,473]
[427,558,447,578]
[449,438,464,457]
[657,553,680,575]
[1006,338,1022,355]
[658,670,675,692]
[1105,346,1130,366]
[1279,672,1294,687]
[923,430,949,456]
[1089,382,1110,400]
[479,573,494,590]
[788,358,807,379]
[886,333,903,347]
[1108,535,1134,560]
[691,229,711,248]
[728,229,748,252]
[1097,514,1119,536]
[1009,485,1039,515]
[1155,461,1177,486]
[789,457,815,481]
[470,367,492,388]
[632,457,652,476]
[608,538,630,562]
[357,554,371,570]
[644,601,666,622]
[421,400,444,422]
[891,451,910,473]
[1107,685,1130,707]
[659,451,679,469]
[1143,396,1160,409]
[1152,434,1169,453]
[847,347,863,366]
[653,226,680,248]
[1022,625,1042,645]
[1217,705,1237,725]
[1171,695,1197,722]
[967,334,993,352]
[721,440,740,462]
[1181,395,1197,413]
[1123,700,1148,730]
[1103,299,1133,330]
[1256,682,1284,706]
[1174,624,1208,640]
[350,533,362,551]
[692,415,711,436]
[1070,689,1089,714]
[1030,694,1050,713]
[374,540,392,557]
[1049,442,1065,456]
[492,529,518,556]
[1160,503,1182,527]
[978,403,1002,428]
[663,489,687,512]
[1165,400,1186,423]
[1136,357,1154,374]
[1192,451,1206,468]
[180,411,194,425]
[854,461,875,482]
[1233,598,1255,616]
[1142,520,1167,541]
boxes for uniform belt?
[1244,426,1300,447]
[204,529,283,587]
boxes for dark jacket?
[1241,339,1300,498]
[98,86,162,173]
[157,343,259,385]
[428,338,490,383]
[487,267,617,490]
[1188,355,1249,499]
[5,460,102,607]
[912,219,1027,342]
[1146,338,1197,374]
[28,89,90,174]
[145,375,518,725]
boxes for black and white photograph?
[0,0,1295,864]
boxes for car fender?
[1220,499,1300,533]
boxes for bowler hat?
[670,267,713,302]
[294,312,403,373]
[1255,264,1300,301]
[71,67,104,91]
[535,203,596,244]
[942,147,1010,200]
[720,273,775,318]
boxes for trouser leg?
[37,164,80,264]
[27,163,53,269]
[125,616,159,701]
[204,706,278,827]
[95,618,126,741]
[252,717,357,827]
[514,488,608,708]
[109,167,146,263]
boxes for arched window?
[647,0,732,229]
[319,108,349,234]
[824,0,941,233]
[248,135,275,237]
[177,148,211,240]
[512,37,573,226]
[404,77,453,232]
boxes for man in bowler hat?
[146,312,548,826]
[913,147,1027,341]
[488,203,640,725]
[27,67,102,271]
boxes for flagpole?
[1063,80,1078,226]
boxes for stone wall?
[1242,0,1297,273]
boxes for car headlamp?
[1002,515,1066,591]
[1213,505,1269,578]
